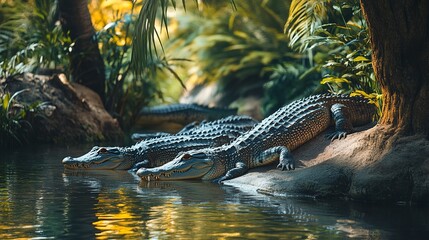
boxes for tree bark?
[58,0,106,103]
[360,0,429,137]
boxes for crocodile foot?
[326,131,348,141]
[277,157,295,171]
[216,162,248,183]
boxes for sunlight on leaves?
[285,0,328,51]
[321,77,351,85]
[353,56,369,62]
[89,0,143,32]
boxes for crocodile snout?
[62,156,72,164]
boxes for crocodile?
[131,114,256,142]
[136,94,376,182]
[131,122,202,141]
[135,103,238,132]
[62,115,258,170]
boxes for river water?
[1,144,428,239]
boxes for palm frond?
[131,0,200,77]
[284,0,328,51]
[234,0,291,32]
[131,0,164,77]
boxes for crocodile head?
[62,146,136,170]
[136,149,217,181]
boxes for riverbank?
[224,125,429,204]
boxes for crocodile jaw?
[62,147,132,170]
[136,152,214,181]
[62,156,127,170]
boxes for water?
[1,145,429,239]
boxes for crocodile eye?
[182,153,192,160]
[98,148,108,154]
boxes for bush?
[0,0,71,77]
[286,0,382,117]
[0,88,47,148]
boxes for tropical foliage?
[90,0,145,127]
[88,0,185,127]
[0,88,47,148]
[139,0,322,115]
[0,0,69,147]
[132,0,381,116]
[0,0,382,139]
[0,0,71,77]
[285,0,381,116]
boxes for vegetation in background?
[0,0,71,77]
[0,0,185,132]
[133,0,381,117]
[90,0,145,127]
[263,63,320,115]
[89,0,186,128]
[0,88,47,148]
[0,0,69,147]
[285,0,381,116]
[0,0,382,138]
[159,1,322,115]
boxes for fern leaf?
[285,0,328,52]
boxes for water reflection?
[1,145,428,239]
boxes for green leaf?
[353,56,370,62]
[7,89,29,113]
[2,93,10,111]
[321,77,351,85]
[240,51,278,65]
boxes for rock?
[1,73,124,144]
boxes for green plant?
[286,0,381,116]
[0,89,35,148]
[95,1,187,129]
[131,0,200,83]
[263,63,321,115]
[97,10,138,123]
[127,0,328,119]
[285,0,329,52]
[162,0,323,109]
[0,0,71,78]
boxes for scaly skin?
[135,103,238,128]
[62,116,257,170]
[136,94,376,182]
[131,115,258,142]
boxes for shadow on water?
[1,144,429,239]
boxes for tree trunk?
[360,0,429,138]
[58,0,106,103]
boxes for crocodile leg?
[217,162,248,183]
[254,146,295,171]
[327,103,354,141]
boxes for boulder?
[1,73,123,144]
